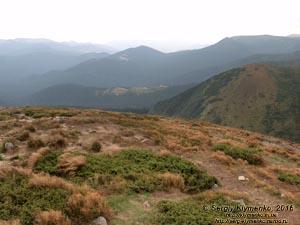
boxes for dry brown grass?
[26,147,51,169]
[90,174,127,194]
[215,139,247,149]
[217,189,250,201]
[270,165,299,175]
[212,151,235,166]
[34,210,71,225]
[254,167,276,180]
[0,165,32,180]
[66,192,113,222]
[158,149,172,156]
[157,172,185,191]
[28,173,81,193]
[280,190,300,203]
[46,135,67,148]
[246,171,281,195]
[0,220,21,225]
[56,153,86,176]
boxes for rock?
[91,216,107,225]
[53,116,65,123]
[213,183,219,189]
[4,142,14,151]
[238,176,249,181]
[143,200,150,208]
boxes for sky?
[0,0,299,50]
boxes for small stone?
[213,183,219,189]
[238,176,249,181]
[143,200,151,208]
[91,216,107,225]
[4,142,14,151]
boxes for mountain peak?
[112,45,165,61]
[288,34,300,38]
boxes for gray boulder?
[91,216,107,225]
[4,142,14,151]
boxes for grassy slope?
[0,107,300,224]
[153,64,300,142]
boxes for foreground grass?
[0,167,112,225]
[153,192,241,225]
[107,194,155,225]
[0,172,69,225]
[33,149,217,194]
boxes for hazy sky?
[0,0,299,46]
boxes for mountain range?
[23,35,300,90]
[152,64,300,142]
[2,35,300,123]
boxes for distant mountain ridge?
[3,35,300,112]
[0,38,116,55]
[24,35,300,90]
[152,64,300,142]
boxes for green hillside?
[152,64,300,142]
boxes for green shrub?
[154,193,240,225]
[278,172,300,185]
[213,144,264,165]
[34,149,217,194]
[0,172,70,225]
[24,108,77,118]
[25,125,36,132]
[27,139,45,149]
[34,150,63,175]
[90,141,102,152]
[17,131,30,141]
[0,112,14,121]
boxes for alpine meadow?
[1,0,300,224]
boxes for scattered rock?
[53,116,65,123]
[4,142,14,151]
[91,216,107,225]
[213,183,219,189]
[238,176,249,181]
[143,200,151,208]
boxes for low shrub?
[90,141,102,152]
[0,172,70,225]
[33,150,62,175]
[27,139,45,150]
[0,167,112,225]
[25,125,36,133]
[213,144,264,165]
[33,149,217,194]
[17,132,30,141]
[278,172,300,185]
[154,192,240,225]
